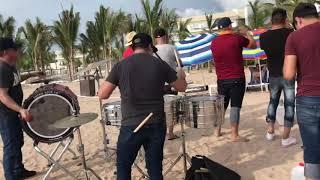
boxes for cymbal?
[51,113,99,128]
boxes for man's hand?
[19,109,33,122]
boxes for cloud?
[210,0,248,11]
[176,8,205,17]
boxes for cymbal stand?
[164,99,192,177]
[75,127,102,180]
[94,68,117,159]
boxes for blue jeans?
[266,77,295,127]
[0,113,24,180]
[116,123,166,180]
[296,96,320,179]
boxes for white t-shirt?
[155,44,177,71]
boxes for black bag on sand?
[185,155,241,180]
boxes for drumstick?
[133,113,153,133]
[174,49,182,68]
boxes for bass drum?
[22,84,80,144]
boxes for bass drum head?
[23,85,79,143]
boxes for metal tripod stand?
[75,127,102,180]
[164,112,192,176]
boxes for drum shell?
[22,84,80,144]
[164,95,181,127]
[184,95,225,130]
[103,101,122,126]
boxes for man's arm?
[98,81,116,99]
[283,55,297,80]
[245,32,257,49]
[0,88,23,113]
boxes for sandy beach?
[0,69,302,180]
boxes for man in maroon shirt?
[283,3,320,179]
[211,17,256,142]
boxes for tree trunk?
[208,61,213,73]
[67,61,72,81]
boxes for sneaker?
[282,137,297,147]
[21,169,37,179]
[266,132,275,141]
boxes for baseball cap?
[132,33,158,52]
[0,38,21,51]
[217,17,233,29]
[293,3,319,19]
[125,31,137,47]
[154,28,167,38]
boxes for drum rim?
[26,93,75,139]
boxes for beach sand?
[0,69,302,180]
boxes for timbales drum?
[103,101,122,126]
[184,95,225,129]
[164,95,181,127]
[22,84,80,143]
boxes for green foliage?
[52,6,80,80]
[18,17,54,71]
[203,14,219,33]
[177,18,192,40]
[0,15,15,38]
[248,0,272,29]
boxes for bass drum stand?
[33,135,78,180]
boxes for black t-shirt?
[0,61,23,114]
[260,28,293,77]
[106,53,177,126]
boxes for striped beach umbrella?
[242,28,268,60]
[175,33,218,66]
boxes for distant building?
[178,9,247,35]
[50,51,84,70]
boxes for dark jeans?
[0,113,24,180]
[116,123,166,180]
[296,96,320,178]
[217,78,246,110]
[266,77,295,127]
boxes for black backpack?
[185,155,241,180]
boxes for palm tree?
[248,0,272,29]
[177,18,192,41]
[18,17,53,71]
[0,15,15,38]
[80,21,103,62]
[141,0,163,37]
[160,8,178,36]
[264,0,320,20]
[52,6,80,80]
[203,14,219,33]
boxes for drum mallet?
[133,113,153,133]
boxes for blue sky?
[0,0,248,32]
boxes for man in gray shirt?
[154,28,183,140]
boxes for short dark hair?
[271,8,287,24]
[293,3,319,20]
[154,28,167,38]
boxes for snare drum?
[103,101,122,126]
[22,84,80,143]
[184,95,225,129]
